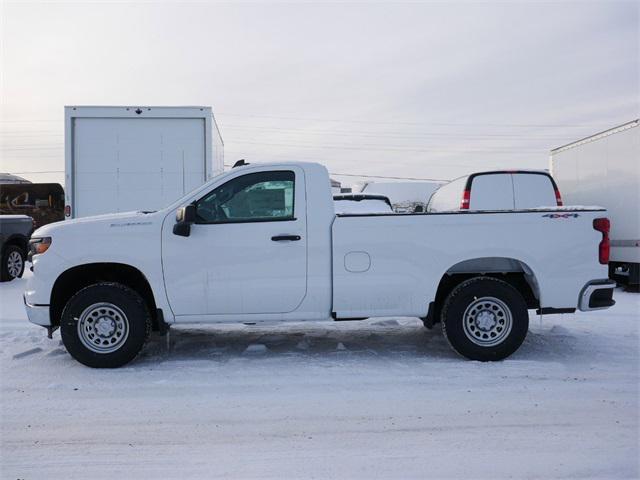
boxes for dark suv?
[0,215,34,281]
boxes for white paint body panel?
[161,166,309,316]
[65,106,223,218]
[332,211,606,317]
[25,211,171,318]
[551,120,640,264]
[26,162,608,328]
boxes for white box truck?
[551,119,640,287]
[64,106,223,218]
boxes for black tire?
[441,277,529,361]
[1,245,26,282]
[60,282,151,368]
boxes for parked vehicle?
[25,162,614,368]
[551,119,640,287]
[0,183,64,229]
[0,215,34,281]
[356,181,444,213]
[333,194,393,214]
[0,173,30,184]
[427,170,562,212]
[65,106,224,218]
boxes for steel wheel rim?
[77,302,129,354]
[7,251,23,278]
[462,296,513,347]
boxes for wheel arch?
[426,257,540,325]
[50,263,159,329]
[2,234,29,254]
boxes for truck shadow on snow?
[134,318,586,365]
[139,319,456,362]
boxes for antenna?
[233,159,249,168]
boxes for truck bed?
[332,208,608,318]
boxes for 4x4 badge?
[542,213,580,219]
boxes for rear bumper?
[23,295,51,326]
[578,280,616,312]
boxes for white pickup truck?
[24,162,616,368]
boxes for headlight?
[29,237,52,256]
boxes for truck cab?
[162,163,334,320]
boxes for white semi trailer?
[64,106,223,218]
[551,119,640,287]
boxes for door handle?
[271,235,301,241]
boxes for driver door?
[162,167,308,318]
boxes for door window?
[195,170,295,223]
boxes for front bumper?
[23,295,51,326]
[578,280,616,311]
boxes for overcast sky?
[1,0,638,186]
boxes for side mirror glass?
[173,204,196,237]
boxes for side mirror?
[173,204,196,237]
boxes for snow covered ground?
[1,271,638,479]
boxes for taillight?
[554,188,563,206]
[64,205,71,217]
[593,217,610,264]
[460,189,471,210]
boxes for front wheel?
[441,277,529,361]
[60,283,151,368]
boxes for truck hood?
[32,211,161,238]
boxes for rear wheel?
[441,277,529,361]
[1,245,25,282]
[60,282,151,368]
